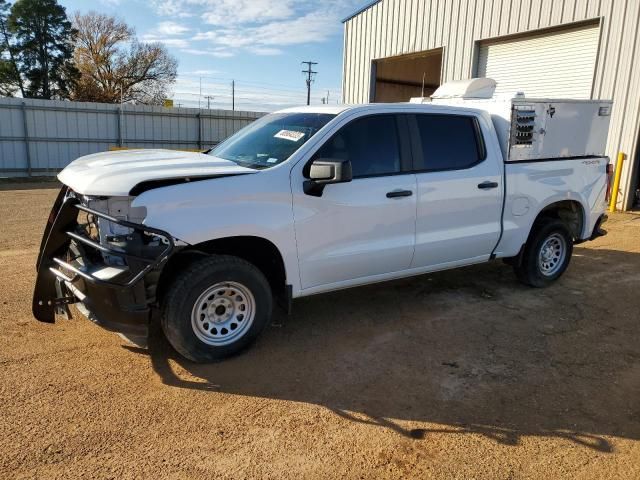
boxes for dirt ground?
[0,185,639,479]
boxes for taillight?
[605,162,613,203]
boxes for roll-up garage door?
[477,24,600,98]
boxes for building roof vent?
[431,78,497,99]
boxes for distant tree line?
[0,0,177,104]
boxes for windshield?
[209,112,336,169]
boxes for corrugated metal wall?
[0,97,263,176]
[342,0,640,210]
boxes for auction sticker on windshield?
[274,130,306,142]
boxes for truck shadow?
[140,247,640,451]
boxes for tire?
[514,218,573,288]
[160,255,273,362]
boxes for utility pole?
[198,77,202,109]
[232,80,235,111]
[301,61,318,106]
[205,95,214,109]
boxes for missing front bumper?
[32,186,175,335]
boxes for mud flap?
[32,187,78,323]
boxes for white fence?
[0,97,264,176]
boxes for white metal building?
[342,0,640,210]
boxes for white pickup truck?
[33,79,612,362]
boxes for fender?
[494,158,604,257]
[131,167,303,293]
[497,193,592,256]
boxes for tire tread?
[514,218,573,288]
[160,254,272,362]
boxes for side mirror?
[303,158,353,197]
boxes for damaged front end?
[32,186,175,337]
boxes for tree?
[0,0,21,96]
[72,12,177,105]
[8,0,78,99]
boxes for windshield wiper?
[228,159,264,170]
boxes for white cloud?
[148,0,362,57]
[156,21,190,36]
[149,0,197,17]
[247,47,283,56]
[141,21,192,49]
[200,0,295,25]
[181,48,234,58]
[247,11,344,46]
[141,35,191,49]
[150,0,295,23]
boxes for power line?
[178,73,312,93]
[301,61,318,106]
[175,75,342,101]
[170,70,344,112]
[172,90,309,101]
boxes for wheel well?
[505,200,585,268]
[156,236,287,303]
[536,200,585,240]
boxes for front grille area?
[50,201,174,289]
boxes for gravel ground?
[1,185,639,479]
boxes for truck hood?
[57,149,256,196]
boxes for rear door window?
[413,114,485,171]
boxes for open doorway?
[372,48,443,103]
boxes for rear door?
[292,113,417,290]
[409,113,503,268]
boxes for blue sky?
[57,0,366,111]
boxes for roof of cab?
[275,105,354,115]
[275,102,490,118]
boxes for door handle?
[477,181,499,190]
[386,190,413,198]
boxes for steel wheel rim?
[537,233,567,276]
[191,281,256,346]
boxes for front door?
[292,114,417,290]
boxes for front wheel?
[514,218,573,288]
[161,255,273,362]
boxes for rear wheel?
[514,218,573,287]
[161,255,273,362]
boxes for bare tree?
[72,12,177,104]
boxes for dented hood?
[57,149,255,196]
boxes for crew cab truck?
[33,78,612,363]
